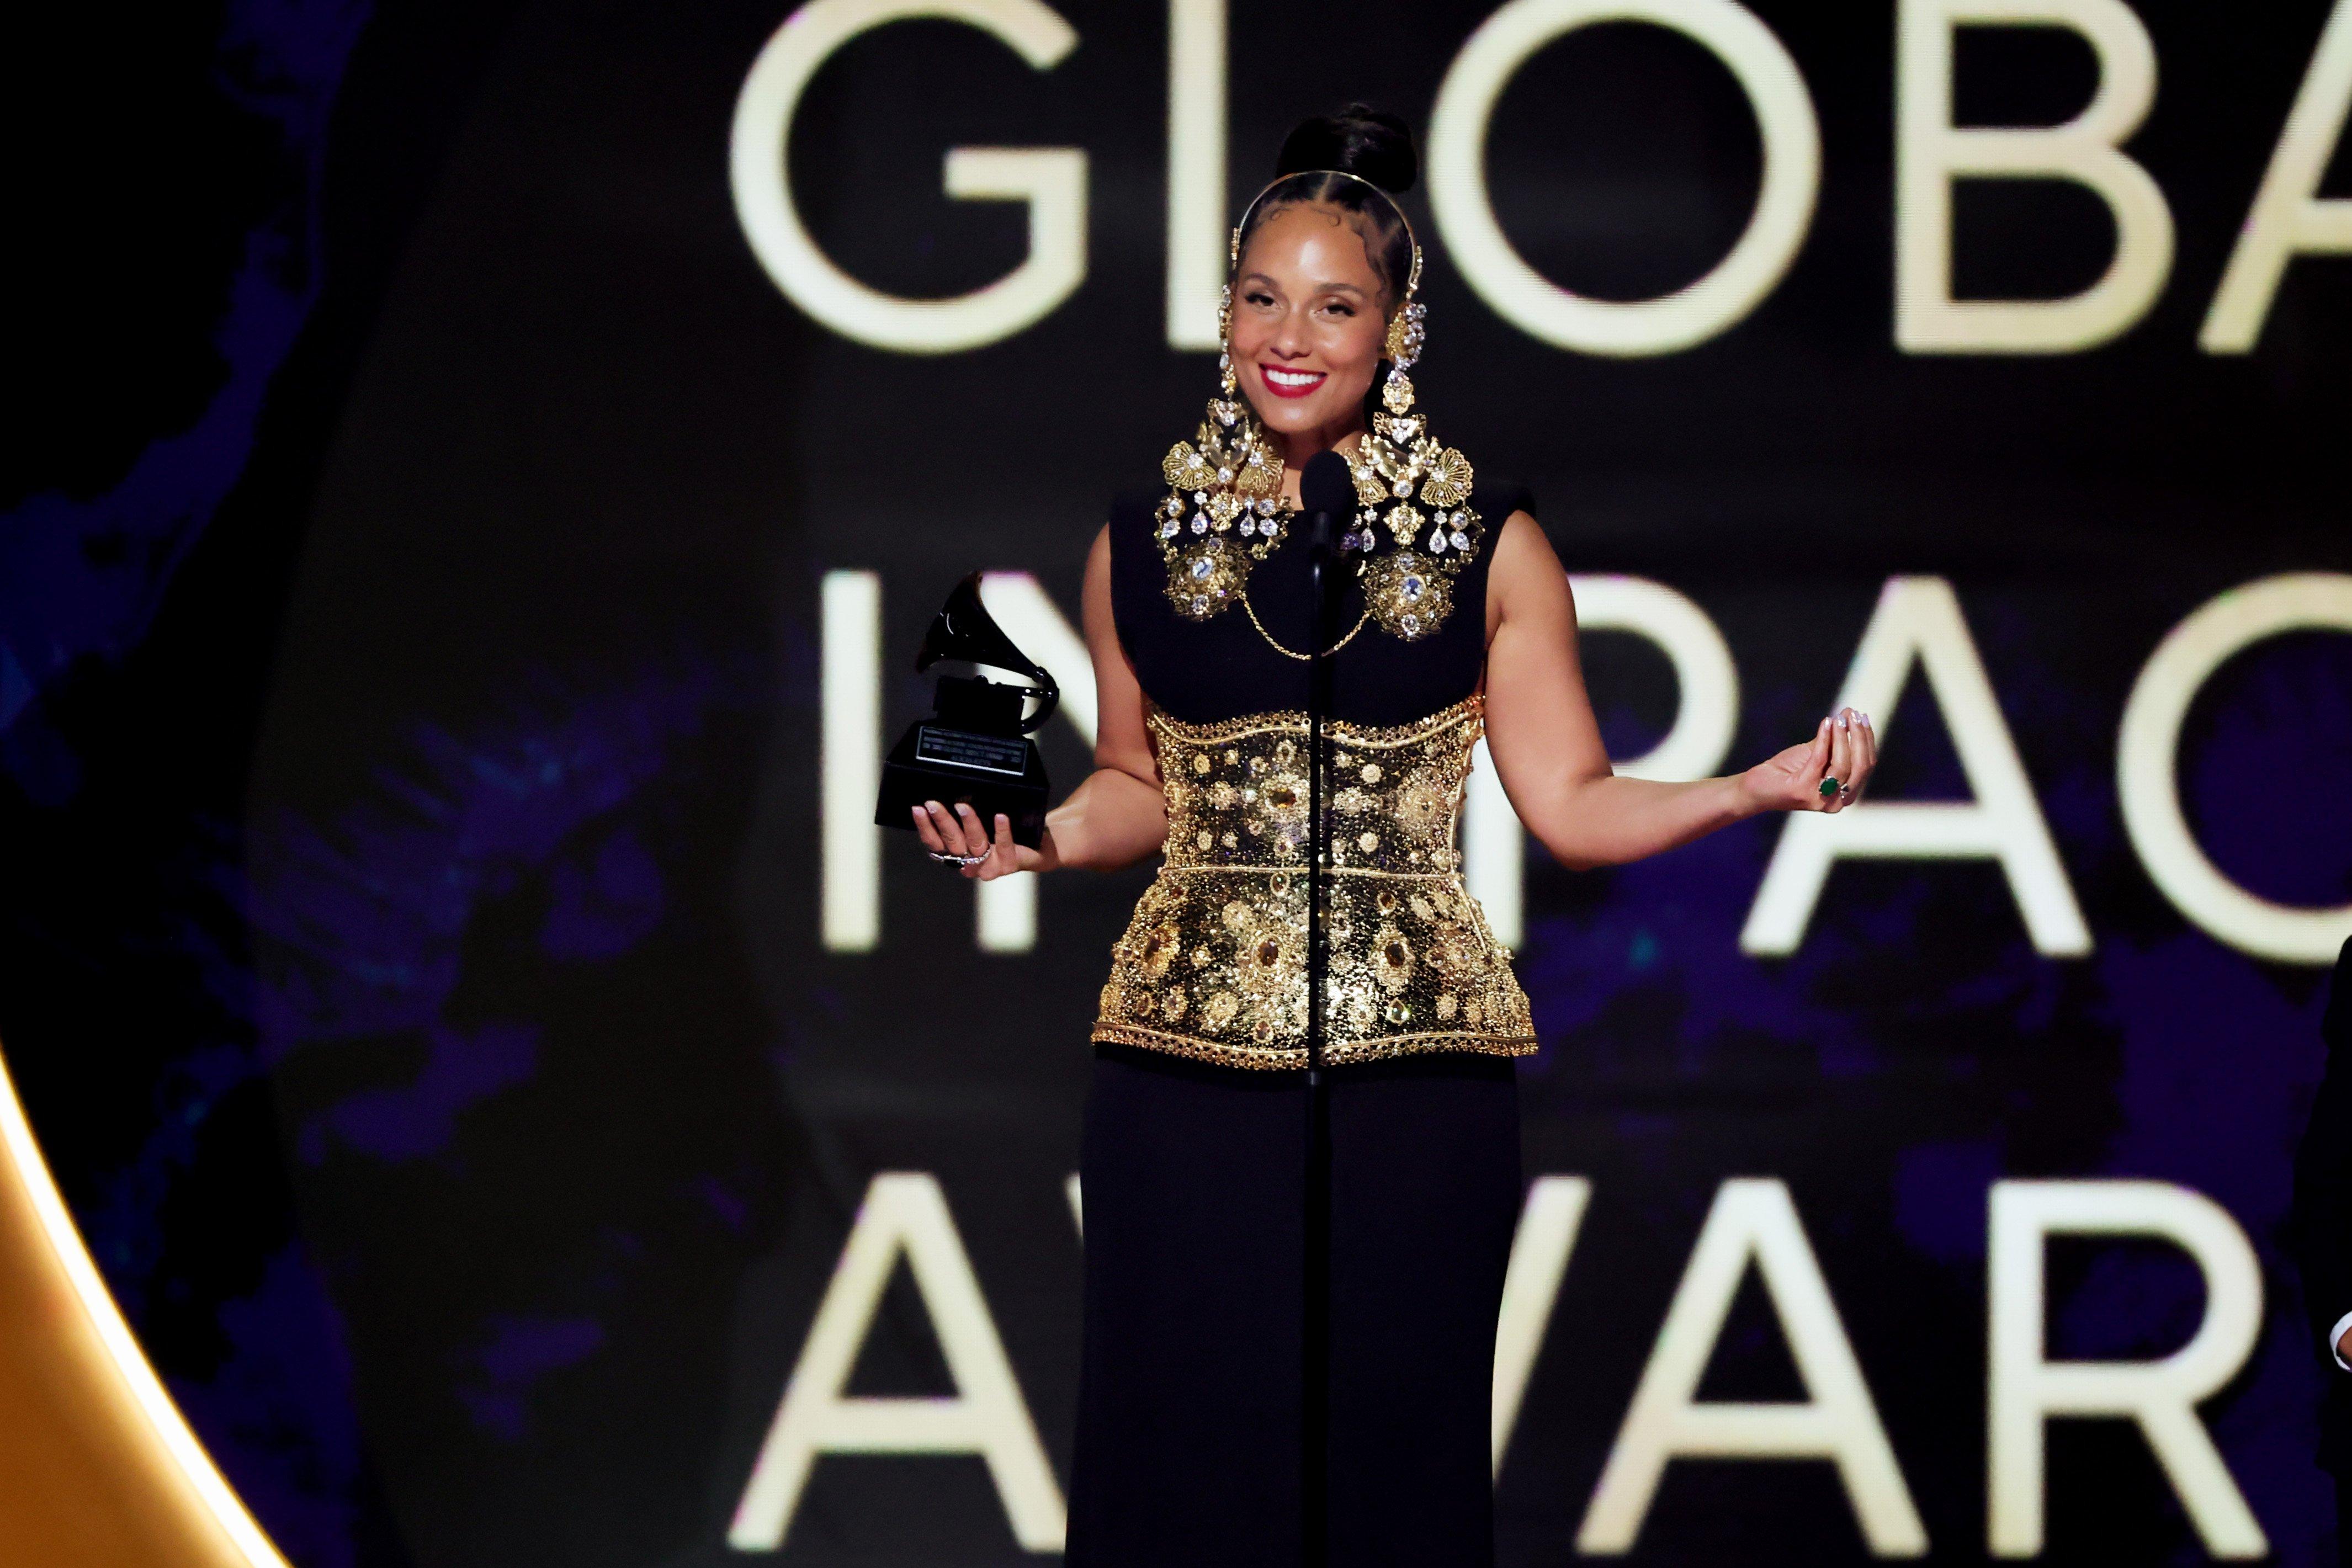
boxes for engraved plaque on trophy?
[874,573,1058,848]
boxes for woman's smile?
[1257,362,1328,399]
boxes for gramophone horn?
[915,573,1060,735]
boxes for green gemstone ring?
[1818,777,1841,798]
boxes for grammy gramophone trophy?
[874,573,1058,848]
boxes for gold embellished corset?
[1091,695,1536,1069]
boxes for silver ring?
[930,851,986,867]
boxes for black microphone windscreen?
[1300,450,1354,520]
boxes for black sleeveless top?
[1107,480,1533,726]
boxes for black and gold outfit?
[1090,694,1535,1066]
[1065,472,1538,1568]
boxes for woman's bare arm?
[1480,513,1872,870]
[913,525,1169,876]
[1043,526,1169,870]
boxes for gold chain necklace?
[1241,586,1372,661]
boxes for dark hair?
[1275,104,1417,195]
[1235,104,1419,307]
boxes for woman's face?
[1229,202,1390,450]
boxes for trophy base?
[875,722,1049,848]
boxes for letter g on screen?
[730,0,1088,353]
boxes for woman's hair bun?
[1275,104,1418,195]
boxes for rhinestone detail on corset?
[1091,694,1537,1069]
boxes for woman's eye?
[1245,291,1275,307]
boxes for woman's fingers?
[1762,710,1876,817]
[1803,717,1833,806]
[914,801,1032,874]
[975,813,1017,880]
[962,809,1019,880]
[954,804,990,875]
[923,800,971,857]
[1824,709,1858,812]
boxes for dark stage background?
[6,0,2352,1563]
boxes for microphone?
[1300,449,1353,558]
[1300,449,1354,650]
[1294,435,1357,1551]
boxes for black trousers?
[1065,1044,1522,1568]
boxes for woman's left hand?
[1737,708,1877,815]
[911,800,1051,879]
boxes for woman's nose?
[1266,308,1314,358]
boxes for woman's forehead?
[1238,202,1382,289]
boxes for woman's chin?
[1245,396,1352,438]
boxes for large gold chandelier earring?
[1155,261,1287,620]
[1382,297,1425,412]
[1347,280,1483,641]
[1218,282,1238,396]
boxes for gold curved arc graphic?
[0,1039,291,1568]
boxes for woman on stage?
[911,106,1877,1567]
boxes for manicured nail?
[1839,714,1851,729]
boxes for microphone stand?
[1301,498,1341,1568]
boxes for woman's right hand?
[1736,708,1877,816]
[912,801,1051,880]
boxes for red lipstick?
[1257,362,1327,400]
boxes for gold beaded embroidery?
[1344,347,1483,642]
[1091,695,1537,1069]
[1156,393,1291,621]
[1157,275,1291,621]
